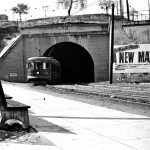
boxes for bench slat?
[0,81,7,107]
[6,99,30,109]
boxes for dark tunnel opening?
[43,42,94,84]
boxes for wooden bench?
[0,81,30,129]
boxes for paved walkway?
[1,82,150,150]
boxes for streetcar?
[27,57,61,85]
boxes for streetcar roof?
[27,57,60,64]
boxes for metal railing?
[124,10,150,21]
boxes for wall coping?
[20,14,122,29]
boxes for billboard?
[114,44,150,73]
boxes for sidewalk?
[1,82,150,150]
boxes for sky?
[0,0,149,21]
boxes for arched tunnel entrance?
[43,42,94,84]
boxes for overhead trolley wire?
[72,0,100,15]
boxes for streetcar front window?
[46,63,49,68]
[43,62,46,69]
[28,62,34,70]
[35,62,43,70]
[43,62,49,69]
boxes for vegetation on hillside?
[0,22,19,52]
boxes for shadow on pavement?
[33,115,150,120]
[29,111,75,134]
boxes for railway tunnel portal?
[0,14,110,83]
[43,42,94,83]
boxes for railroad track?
[52,84,150,106]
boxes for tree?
[11,3,29,22]
[57,0,87,16]
[98,0,116,14]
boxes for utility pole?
[119,0,124,17]
[148,0,150,20]
[126,0,130,21]
[109,3,115,84]
[42,5,49,18]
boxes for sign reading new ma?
[114,44,150,73]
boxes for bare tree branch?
[57,0,87,16]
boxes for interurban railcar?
[27,57,61,85]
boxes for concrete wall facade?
[0,16,110,82]
[22,23,109,82]
[115,23,150,45]
[0,37,25,82]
